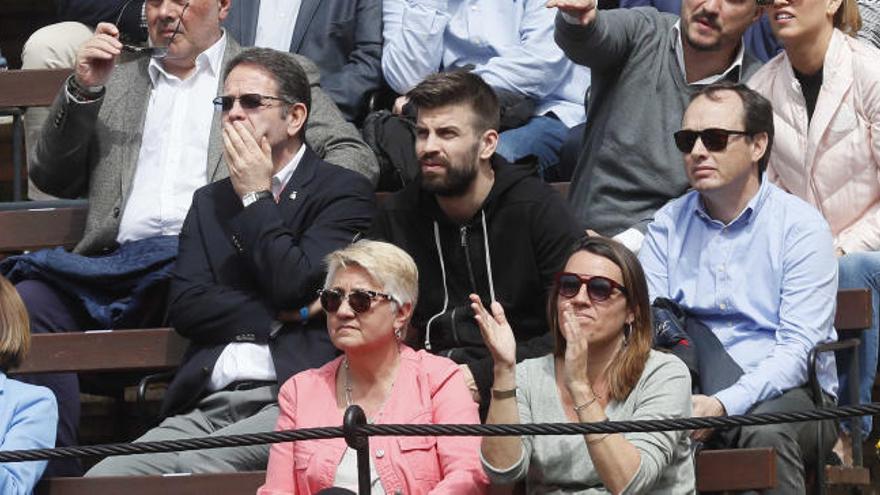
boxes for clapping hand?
[222,120,274,199]
[74,22,122,88]
[546,0,598,25]
[470,294,516,370]
[559,303,592,397]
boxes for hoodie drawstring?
[425,221,449,351]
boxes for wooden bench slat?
[0,69,71,108]
[696,448,777,492]
[0,206,87,251]
[824,465,871,486]
[9,328,187,374]
[35,471,266,495]
[835,288,872,331]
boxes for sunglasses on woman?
[673,128,752,153]
[318,288,395,314]
[212,94,292,112]
[555,272,627,303]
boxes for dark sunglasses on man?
[318,288,396,314]
[673,128,753,153]
[555,272,627,304]
[213,93,293,112]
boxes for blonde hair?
[324,240,419,333]
[0,276,31,372]
[834,0,862,36]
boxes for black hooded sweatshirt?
[370,157,580,410]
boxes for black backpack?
[361,110,420,192]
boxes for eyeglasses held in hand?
[115,0,190,59]
[319,288,395,314]
[213,94,293,112]
[673,128,752,153]
[555,272,627,303]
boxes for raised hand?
[559,303,592,397]
[74,22,123,88]
[222,121,274,199]
[546,0,598,25]
[470,294,516,369]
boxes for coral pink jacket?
[258,346,488,495]
[749,29,880,252]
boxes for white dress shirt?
[208,145,306,392]
[254,0,302,52]
[116,33,227,244]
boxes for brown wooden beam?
[0,69,71,108]
[10,328,187,374]
[0,205,86,252]
[836,288,872,332]
[696,448,777,492]
[35,471,266,495]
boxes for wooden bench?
[35,471,266,495]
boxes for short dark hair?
[407,70,500,133]
[223,47,311,122]
[690,82,774,175]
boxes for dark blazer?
[224,0,383,122]
[31,38,377,255]
[162,146,375,417]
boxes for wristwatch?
[67,76,105,102]
[241,190,272,208]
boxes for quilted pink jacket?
[749,29,880,252]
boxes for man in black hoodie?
[370,71,580,415]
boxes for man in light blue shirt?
[381,0,590,176]
[639,82,838,494]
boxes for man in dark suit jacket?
[86,47,375,476]
[224,0,383,123]
[12,0,376,478]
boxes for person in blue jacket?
[0,275,57,494]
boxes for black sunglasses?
[318,288,395,314]
[212,94,292,112]
[555,272,627,303]
[673,128,752,153]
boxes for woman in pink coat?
[258,240,487,494]
[749,0,880,465]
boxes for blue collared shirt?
[0,372,57,494]
[381,0,591,128]
[639,180,838,416]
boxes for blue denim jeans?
[836,251,880,435]
[496,115,569,177]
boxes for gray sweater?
[555,8,762,236]
[482,351,695,494]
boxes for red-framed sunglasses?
[555,272,627,303]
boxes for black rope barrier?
[2,402,879,464]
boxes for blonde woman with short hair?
[260,241,487,494]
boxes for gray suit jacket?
[30,37,378,255]
[224,0,383,122]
